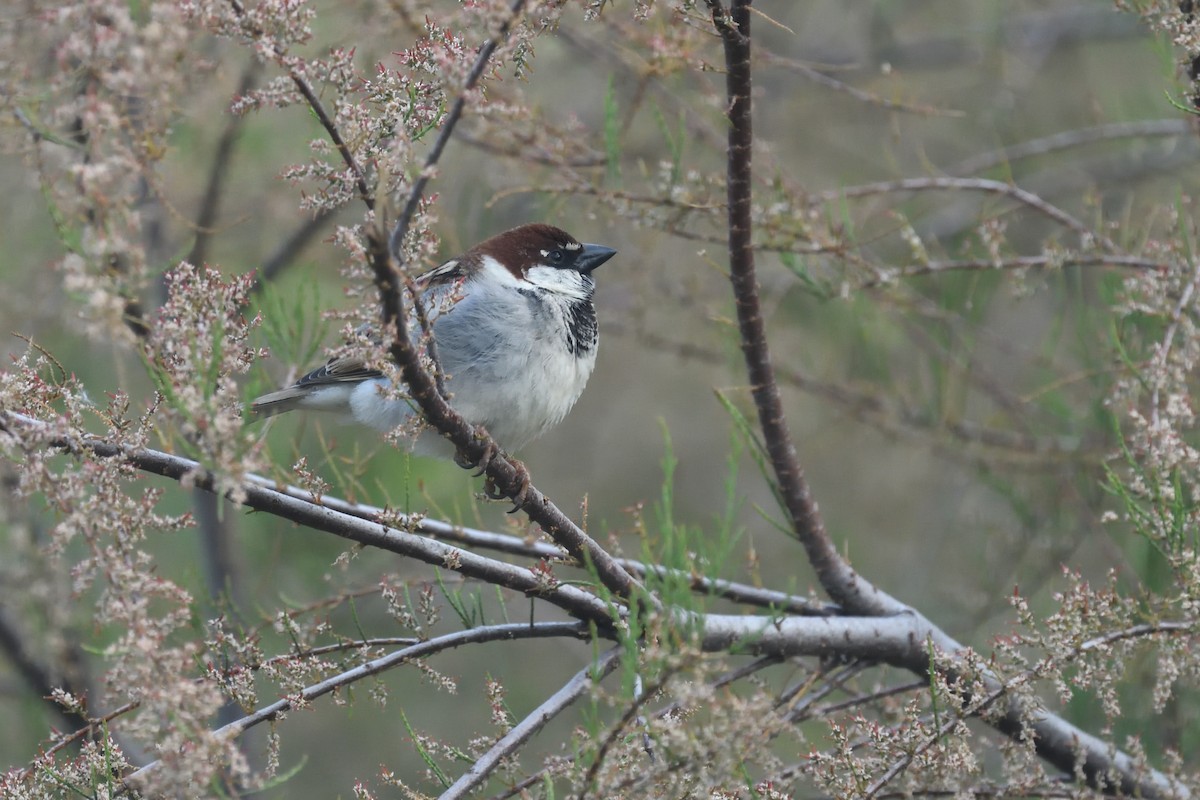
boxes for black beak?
[576,243,617,274]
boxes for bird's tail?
[248,386,313,419]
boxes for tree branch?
[387,0,529,261]
[238,470,834,616]
[816,176,1118,252]
[226,0,373,209]
[946,119,1192,176]
[123,621,592,792]
[708,0,858,612]
[442,646,623,799]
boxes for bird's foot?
[460,426,529,513]
[454,426,496,473]
[482,455,531,513]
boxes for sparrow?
[250,223,617,460]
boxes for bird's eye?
[549,249,564,262]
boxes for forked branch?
[706,1,1185,796]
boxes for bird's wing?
[414,257,468,290]
[249,356,386,417]
[251,257,473,418]
[293,356,384,388]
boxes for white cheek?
[525,265,591,299]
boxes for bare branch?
[860,254,1167,288]
[123,621,592,792]
[387,0,528,261]
[442,646,622,799]
[947,119,1192,176]
[815,177,1119,252]
[1,411,621,628]
[707,0,858,611]
[226,0,373,208]
[238,471,833,615]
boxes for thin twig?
[576,662,683,800]
[122,621,592,791]
[859,253,1167,289]
[387,0,528,260]
[16,702,141,779]
[762,51,964,118]
[240,471,833,614]
[441,646,622,799]
[226,0,373,209]
[815,176,1119,253]
[1149,259,1200,427]
[946,119,1192,176]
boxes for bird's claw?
[505,458,531,513]
[480,456,530,513]
[472,439,496,477]
[454,426,495,473]
[461,426,530,512]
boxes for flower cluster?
[147,262,266,501]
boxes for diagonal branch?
[366,225,647,605]
[122,621,592,791]
[387,0,529,261]
[236,471,833,615]
[226,0,373,209]
[355,0,649,606]
[1,411,619,627]
[442,646,623,799]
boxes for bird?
[250,223,617,463]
